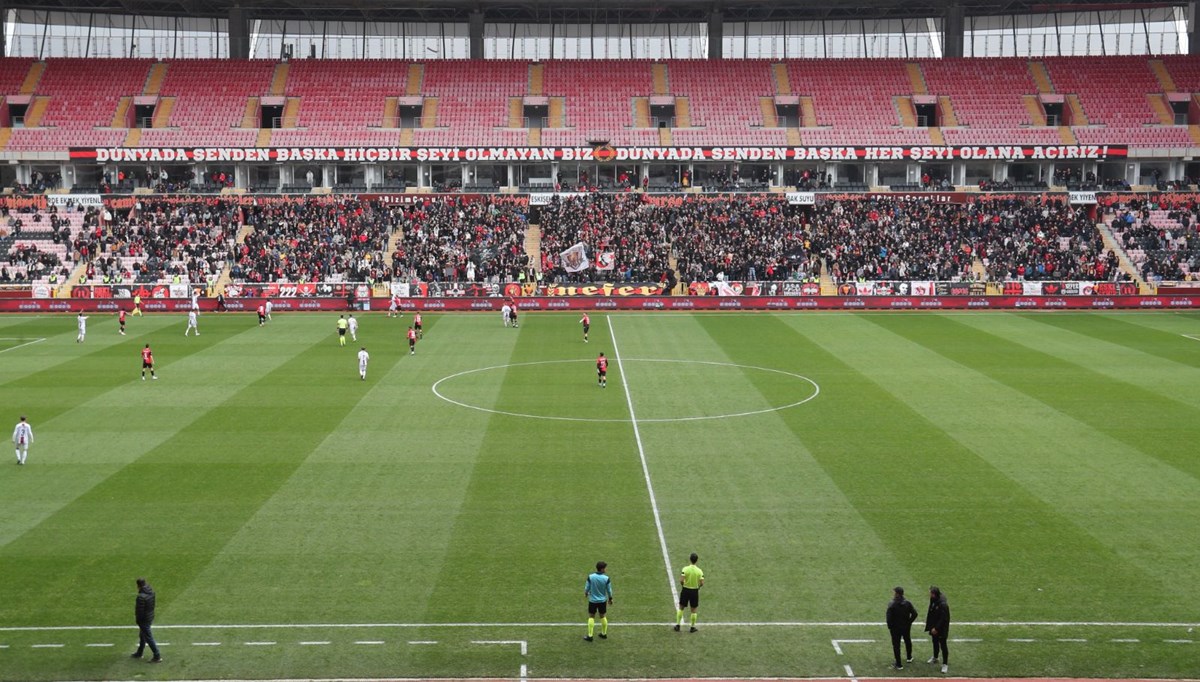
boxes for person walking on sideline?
[674,552,704,632]
[584,561,613,642]
[887,586,919,669]
[925,586,950,674]
[12,415,32,465]
[131,578,161,663]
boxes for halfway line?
[607,315,678,606]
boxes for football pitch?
[0,309,1198,682]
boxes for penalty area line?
[0,337,46,354]
[3,620,1200,632]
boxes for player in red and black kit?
[118,309,127,336]
[141,344,157,380]
[580,313,590,343]
[407,326,417,355]
[413,313,423,339]
[596,352,607,388]
[257,304,266,326]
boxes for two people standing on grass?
[887,585,950,673]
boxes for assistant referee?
[674,552,704,632]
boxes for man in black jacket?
[924,585,950,673]
[885,586,919,669]
[131,577,162,663]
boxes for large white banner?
[560,242,590,273]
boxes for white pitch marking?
[844,663,858,682]
[1164,639,1194,643]
[1182,334,1200,341]
[520,662,528,680]
[950,638,982,642]
[0,337,46,354]
[608,316,678,606]
[471,639,527,655]
[192,642,222,646]
[431,358,819,424]
[408,640,438,645]
[1111,638,1140,642]
[85,643,115,647]
[831,638,875,655]
[1057,638,1088,642]
[31,643,64,648]
[244,641,277,646]
[3,619,1200,632]
[298,641,330,646]
[1008,638,1036,642]
[354,640,385,645]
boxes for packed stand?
[391,197,529,283]
[234,199,395,283]
[538,193,817,284]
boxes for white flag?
[595,251,616,271]
[560,242,590,273]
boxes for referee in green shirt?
[675,552,704,632]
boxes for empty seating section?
[418,60,527,146]
[787,59,932,145]
[666,60,786,145]
[6,59,149,151]
[2,56,1200,151]
[542,60,654,146]
[271,60,410,148]
[1159,55,1200,92]
[1042,56,1159,131]
[0,58,36,95]
[141,59,275,148]
[920,58,1036,128]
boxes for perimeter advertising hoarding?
[6,296,1193,313]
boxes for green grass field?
[0,309,1198,682]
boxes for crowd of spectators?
[1109,198,1199,281]
[3,192,1186,288]
[234,199,393,283]
[391,197,529,284]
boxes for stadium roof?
[7,0,1184,24]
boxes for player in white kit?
[357,347,370,380]
[76,312,89,343]
[185,309,199,336]
[502,303,512,327]
[13,415,32,465]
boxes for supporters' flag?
[560,242,590,273]
[595,251,616,271]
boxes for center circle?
[431,359,820,423]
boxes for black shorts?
[588,600,608,616]
[582,324,589,334]
[597,368,606,377]
[679,587,700,609]
[142,361,153,369]
[409,338,416,347]
[414,322,423,329]
[338,328,346,336]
